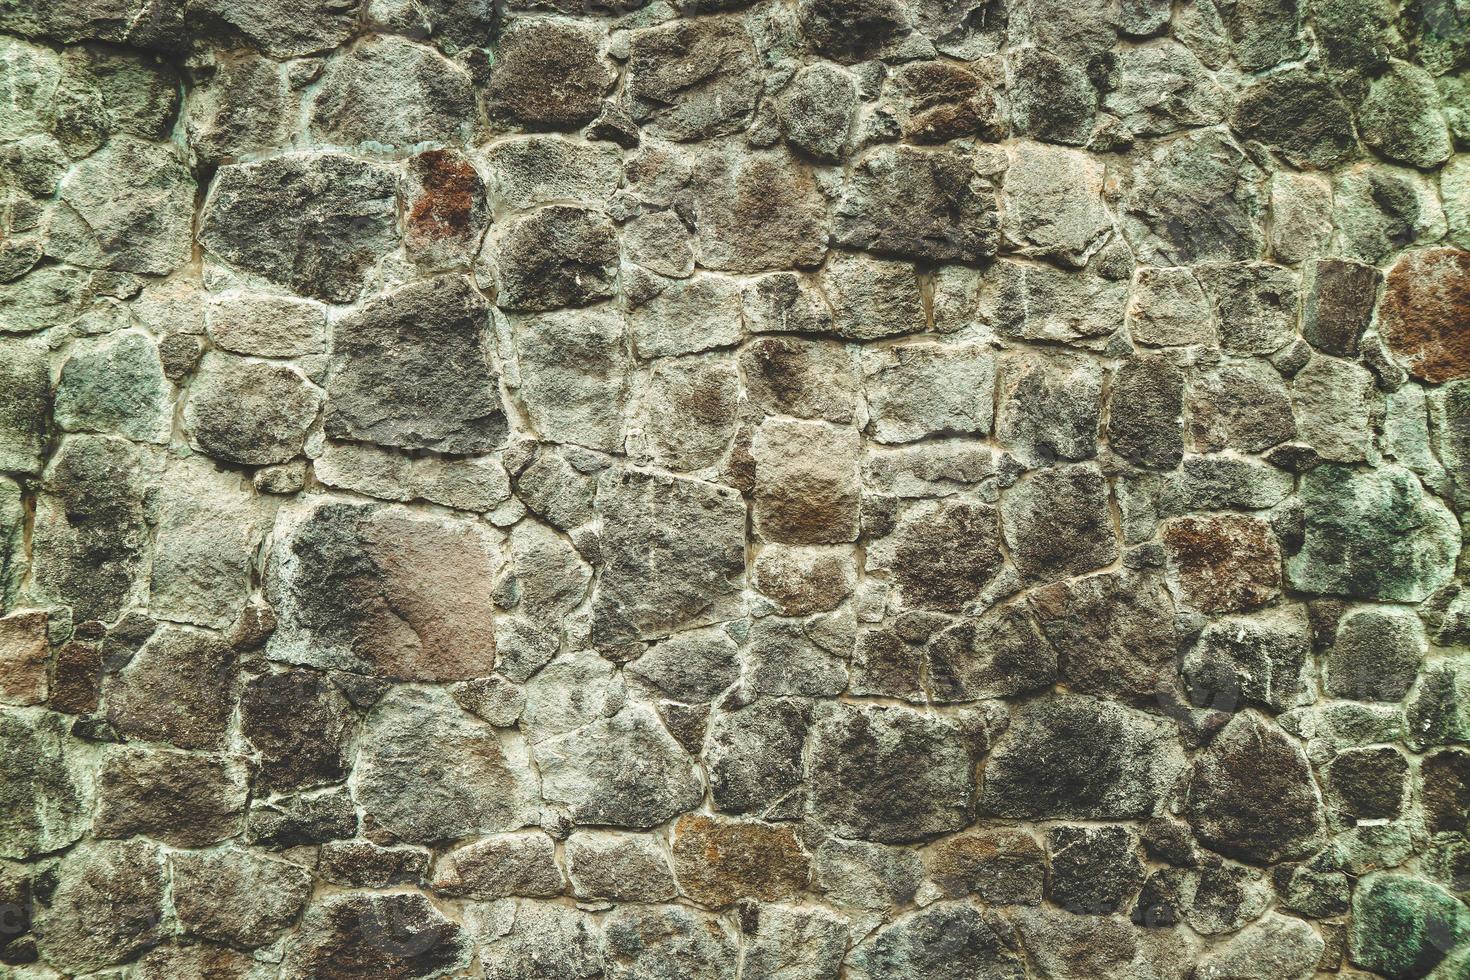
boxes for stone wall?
[1,0,1469,977]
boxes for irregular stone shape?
[1030,570,1176,704]
[1423,749,1470,835]
[1104,40,1225,135]
[0,336,50,475]
[185,353,321,465]
[813,836,923,917]
[269,501,500,681]
[778,63,858,161]
[1326,606,1426,702]
[0,708,90,859]
[1002,464,1117,585]
[1405,656,1470,751]
[1008,47,1096,146]
[742,337,858,424]
[1325,746,1408,820]
[133,944,276,980]
[995,352,1103,465]
[1182,606,1313,714]
[591,467,744,644]
[200,153,398,303]
[432,832,563,899]
[567,831,678,902]
[186,51,299,163]
[740,904,848,980]
[751,546,856,617]
[1108,355,1185,470]
[1195,261,1298,356]
[797,0,914,62]
[310,36,476,149]
[624,17,759,140]
[482,135,619,212]
[1046,825,1145,915]
[806,703,976,843]
[511,306,629,453]
[31,435,151,622]
[873,498,1004,612]
[1012,906,1192,980]
[891,58,1004,144]
[1194,912,1324,980]
[1302,259,1381,357]
[1269,171,1335,263]
[850,902,1026,980]
[603,905,739,980]
[492,206,617,311]
[626,272,742,359]
[535,705,702,828]
[1162,514,1283,614]
[1001,142,1109,267]
[32,841,166,974]
[706,698,808,818]
[93,746,249,847]
[1127,266,1214,347]
[1350,873,1470,980]
[1334,166,1441,265]
[693,148,830,273]
[241,668,355,795]
[1293,355,1375,462]
[836,145,1000,263]
[326,276,505,454]
[105,626,234,750]
[1358,60,1454,168]
[1187,360,1296,453]
[356,686,537,843]
[1229,67,1358,170]
[745,610,853,699]
[403,148,488,271]
[1379,248,1470,384]
[824,251,927,341]
[741,272,835,337]
[319,840,430,888]
[207,291,327,357]
[1118,131,1265,266]
[520,650,617,744]
[938,260,1128,346]
[486,18,614,130]
[53,331,170,443]
[863,343,994,444]
[922,827,1045,905]
[981,695,1182,820]
[246,788,358,849]
[171,848,312,950]
[49,137,192,275]
[1287,463,1459,602]
[1184,710,1325,864]
[752,419,860,546]
[281,891,472,980]
[671,815,810,907]
[476,900,607,980]
[0,611,47,706]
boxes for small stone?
[170,848,312,950]
[486,17,614,130]
[1104,40,1225,135]
[1325,746,1408,821]
[567,830,677,902]
[1379,247,1470,384]
[1269,171,1335,264]
[1293,355,1376,462]
[206,291,327,358]
[186,52,299,164]
[403,148,488,271]
[742,337,858,424]
[1008,47,1097,145]
[1358,60,1454,168]
[1422,749,1470,835]
[511,306,629,453]
[751,546,856,617]
[1350,873,1470,979]
[53,331,170,444]
[1046,825,1146,915]
[863,343,995,443]
[850,902,1025,980]
[0,612,47,706]
[836,145,1000,262]
[753,419,861,546]
[185,352,321,465]
[93,746,249,848]
[1001,463,1117,584]
[246,788,359,849]
[706,698,809,819]
[491,206,617,311]
[481,135,619,212]
[603,905,739,980]
[824,251,926,341]
[319,840,430,888]
[0,337,49,475]
[432,832,564,899]
[624,17,760,140]
[1108,354,1185,469]
[1127,266,1214,347]
[1198,261,1299,356]
[105,625,234,750]
[626,272,742,359]
[1182,605,1313,714]
[796,0,914,62]
[1162,513,1283,614]
[49,137,193,275]
[891,58,1003,144]
[922,828,1045,905]
[1301,259,1381,356]
[32,841,166,974]
[1001,141,1110,267]
[1406,656,1470,751]
[995,352,1104,465]
[941,260,1129,345]
[671,814,810,907]
[282,891,471,980]
[778,63,858,160]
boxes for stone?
[778,63,858,160]
[492,206,617,311]
[1001,142,1110,267]
[1269,171,1335,263]
[671,815,810,907]
[133,944,276,979]
[281,892,472,980]
[836,145,1000,262]
[1008,47,1097,146]
[981,695,1182,820]
[740,905,848,980]
[1126,267,1213,347]
[693,148,830,273]
[241,668,355,795]
[742,337,858,424]
[1182,606,1313,714]
[246,788,358,849]
[475,900,607,980]
[53,331,170,443]
[432,832,564,899]
[922,828,1045,905]
[535,704,702,828]
[752,419,861,546]
[1194,913,1324,980]
[319,840,430,888]
[603,905,739,980]
[849,902,1026,980]
[706,698,809,818]
[1334,166,1443,264]
[1325,746,1408,821]
[940,261,1129,346]
[1359,61,1454,168]
[185,353,321,466]
[626,272,743,359]
[995,352,1104,465]
[1350,873,1470,979]
[511,306,629,453]
[206,291,328,358]
[746,610,853,698]
[1229,67,1358,170]
[486,18,614,130]
[0,708,90,859]
[0,612,46,706]
[1379,248,1470,384]
[310,36,477,149]
[1012,906,1192,980]
[356,686,537,843]
[863,343,995,443]
[32,841,166,974]
[49,137,192,275]
[0,337,50,475]
[1293,355,1376,462]
[813,836,923,915]
[567,831,678,902]
[624,18,760,140]
[105,626,235,750]
[1046,825,1146,915]
[891,58,1004,144]
[1287,464,1460,602]
[1030,569,1176,704]
[482,136,619,212]
[824,251,926,341]
[1422,749,1470,835]
[1002,463,1117,584]
[1104,40,1225,135]
[1162,514,1283,614]
[870,498,1004,612]
[1187,360,1297,453]
[1326,606,1427,703]
[627,627,740,705]
[1108,355,1185,469]
[797,0,914,62]
[171,848,312,950]
[1184,711,1325,864]
[404,148,489,270]
[806,703,976,843]
[1405,656,1470,751]
[186,52,299,164]
[1118,131,1265,266]
[752,546,856,617]
[1198,261,1299,355]
[268,501,501,680]
[1301,259,1380,356]
[200,153,398,303]
[93,746,249,848]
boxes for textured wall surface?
[1,0,1470,977]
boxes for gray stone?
[849,902,1025,980]
[890,58,1004,144]
[1326,606,1426,703]
[1187,360,1297,453]
[778,63,858,161]
[603,904,739,980]
[1126,266,1214,347]
[836,145,1000,262]
[1030,570,1176,704]
[53,331,169,443]
[1008,47,1097,145]
[626,272,743,359]
[170,848,312,950]
[476,900,607,980]
[624,17,760,141]
[1230,67,1358,170]
[1292,355,1376,462]
[863,343,995,443]
[1108,355,1185,469]
[945,260,1129,346]
[1104,40,1225,135]
[105,625,235,750]
[431,832,564,899]
[1199,261,1299,356]
[185,352,321,465]
[740,904,848,980]
[486,18,614,130]
[49,137,192,275]
[492,206,617,311]
[1118,131,1265,266]
[742,337,858,424]
[1269,171,1335,264]
[1182,605,1314,714]
[693,148,830,273]
[32,841,166,974]
[1001,463,1117,584]
[746,610,853,698]
[0,336,50,475]
[186,52,300,164]
[0,708,91,859]
[1001,142,1110,267]
[482,135,620,212]
[868,497,1004,612]
[207,291,328,358]
[706,698,809,819]
[1194,912,1323,980]
[310,36,477,149]
[995,352,1103,465]
[825,251,926,341]
[511,306,629,453]
[567,830,677,902]
[1358,60,1454,168]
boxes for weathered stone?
[49,137,192,275]
[1405,656,1470,751]
[922,828,1044,905]
[626,272,742,359]
[849,902,1025,980]
[319,840,429,888]
[241,668,354,795]
[779,63,859,160]
[482,135,619,213]
[1325,606,1426,703]
[1293,355,1376,462]
[1184,711,1325,864]
[625,17,759,140]
[356,686,537,843]
[863,343,995,444]
[1001,142,1109,267]
[742,337,858,424]
[402,148,489,271]
[836,145,1000,262]
[93,746,249,848]
[0,612,46,706]
[1230,67,1358,170]
[1269,171,1335,264]
[53,330,170,443]
[1162,514,1283,614]
[940,260,1129,346]
[171,848,312,950]
[310,36,476,149]
[0,337,50,475]
[432,832,563,899]
[806,703,976,843]
[487,18,614,130]
[492,206,617,311]
[282,891,472,980]
[1183,605,1313,714]
[1187,360,1297,453]
[706,698,809,818]
[1194,912,1323,980]
[694,148,830,273]
[104,625,234,749]
[475,900,607,980]
[246,788,358,849]
[1126,266,1213,347]
[206,291,327,358]
[186,52,299,164]
[751,546,856,617]
[0,708,90,859]
[1002,464,1117,584]
[740,904,848,980]
[824,251,926,341]
[1118,131,1265,266]
[200,153,398,303]
[1334,165,1443,264]
[1030,569,1176,704]
[185,352,321,465]
[510,306,629,453]
[1046,825,1145,915]
[671,815,810,907]
[981,695,1182,820]
[1380,248,1470,384]
[1108,355,1185,469]
[891,58,1003,144]
[1105,40,1225,135]
[1302,259,1380,357]
[1008,47,1097,145]
[869,498,1004,612]
[32,841,165,974]
[1359,60,1454,168]
[1350,873,1470,979]
[752,419,860,546]
[1325,746,1408,821]
[995,352,1103,465]
[1012,906,1192,980]
[1198,261,1299,355]
[603,904,739,980]
[568,830,678,902]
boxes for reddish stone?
[1379,247,1470,383]
[671,814,810,907]
[0,611,47,706]
[1162,514,1282,613]
[50,639,102,714]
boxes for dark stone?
[797,0,914,63]
[491,206,618,311]
[1422,749,1470,836]
[1046,825,1146,915]
[486,19,614,130]
[241,668,355,795]
[1009,47,1096,145]
[1302,259,1381,357]
[281,891,471,979]
[851,902,1026,980]
[887,499,1004,612]
[835,145,1000,263]
[1230,67,1358,169]
[1108,355,1185,470]
[1001,463,1118,585]
[104,626,235,750]
[93,747,248,848]
[247,788,359,849]
[706,698,809,819]
[1324,746,1408,821]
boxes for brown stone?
[0,611,47,706]
[404,148,486,268]
[1162,514,1282,613]
[1379,247,1470,383]
[922,829,1045,905]
[50,638,102,714]
[1302,258,1380,357]
[671,814,811,907]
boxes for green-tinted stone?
[53,331,171,444]
[1350,873,1470,979]
[1407,657,1470,751]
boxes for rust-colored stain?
[407,149,481,241]
[1380,247,1470,384]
